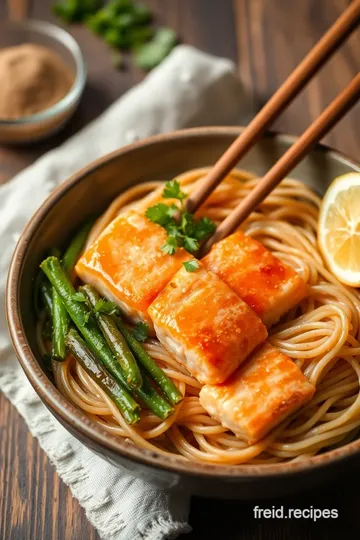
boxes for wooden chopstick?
[186,0,360,215]
[201,73,360,255]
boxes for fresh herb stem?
[80,285,143,388]
[66,328,140,424]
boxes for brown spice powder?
[0,43,74,120]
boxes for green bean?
[39,278,53,315]
[51,290,68,361]
[116,317,183,405]
[135,372,173,420]
[40,257,173,419]
[62,220,94,274]
[66,329,140,425]
[51,220,94,361]
[40,257,139,416]
[51,287,69,361]
[80,285,143,388]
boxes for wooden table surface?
[1,1,360,539]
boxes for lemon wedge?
[318,172,360,287]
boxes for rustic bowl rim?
[6,126,360,480]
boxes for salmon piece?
[199,343,315,444]
[202,231,307,327]
[148,264,268,384]
[75,210,191,329]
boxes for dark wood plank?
[0,393,99,540]
[235,0,360,160]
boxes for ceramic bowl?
[7,127,360,498]
[0,19,86,144]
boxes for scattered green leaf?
[134,28,177,70]
[132,321,149,342]
[163,179,187,203]
[183,260,200,273]
[183,236,199,254]
[54,1,177,72]
[145,203,174,227]
[53,0,103,23]
[73,291,87,303]
[94,298,118,315]
[145,179,216,256]
[161,236,178,255]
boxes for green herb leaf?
[132,3,151,24]
[163,179,187,202]
[134,28,177,70]
[161,236,178,255]
[84,312,91,324]
[183,237,199,254]
[183,259,200,273]
[193,216,216,240]
[94,298,118,315]
[146,180,215,257]
[132,321,149,342]
[73,292,87,303]
[145,203,173,226]
[53,0,103,23]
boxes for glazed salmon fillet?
[148,264,268,384]
[75,210,191,329]
[199,343,315,444]
[202,231,307,327]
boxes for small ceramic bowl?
[0,19,86,144]
[6,127,360,498]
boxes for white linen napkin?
[0,45,254,540]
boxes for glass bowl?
[0,19,87,144]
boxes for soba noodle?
[39,168,360,465]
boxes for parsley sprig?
[145,179,216,264]
[132,321,149,342]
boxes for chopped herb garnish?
[145,179,216,262]
[161,236,178,255]
[183,236,199,254]
[132,321,149,342]
[163,179,187,202]
[94,298,118,315]
[134,28,177,70]
[54,0,174,73]
[73,292,87,303]
[53,0,103,23]
[145,203,174,227]
[183,260,200,273]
